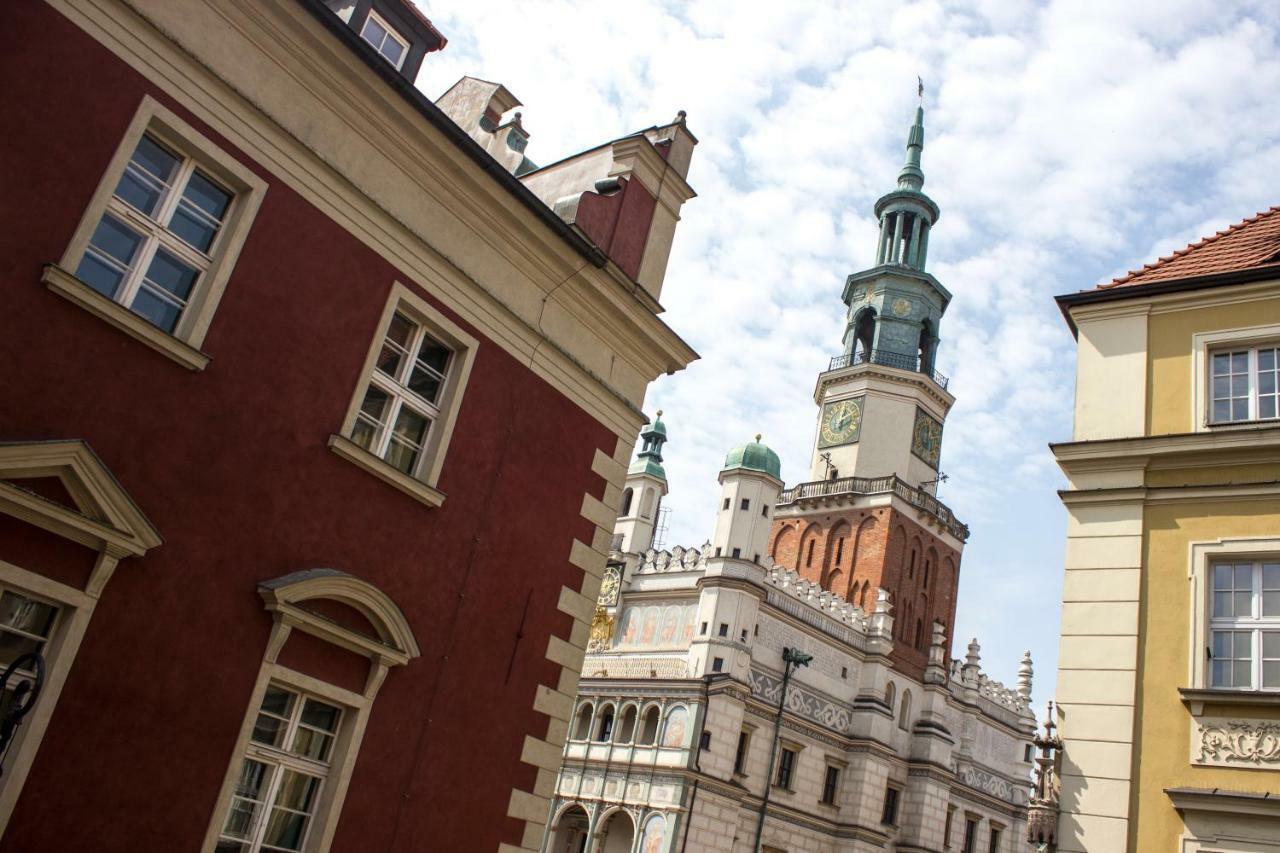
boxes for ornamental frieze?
[749,668,851,733]
[1196,718,1280,767]
[956,762,1026,805]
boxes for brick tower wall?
[768,506,960,678]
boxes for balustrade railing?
[778,474,969,540]
[826,349,950,390]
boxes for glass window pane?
[384,438,421,475]
[1265,591,1280,618]
[1236,564,1252,587]
[252,714,288,748]
[0,633,46,669]
[1212,659,1228,687]
[1261,349,1276,370]
[169,202,221,254]
[358,385,390,423]
[1264,632,1280,659]
[1236,591,1253,617]
[1265,661,1280,689]
[407,366,442,404]
[1212,375,1230,399]
[142,248,199,302]
[1212,352,1230,375]
[361,16,388,46]
[391,406,428,448]
[1265,564,1280,589]
[1213,564,1233,590]
[1212,400,1230,422]
[87,215,144,266]
[1234,660,1252,688]
[274,770,319,813]
[290,727,334,762]
[1213,591,1231,618]
[382,37,404,65]
[116,135,179,216]
[262,809,308,851]
[1232,352,1248,373]
[0,593,57,637]
[182,170,232,221]
[130,286,184,334]
[386,313,413,347]
[416,336,450,373]
[1232,399,1249,420]
[260,686,295,717]
[1213,631,1231,658]
[1262,397,1277,420]
[300,699,340,733]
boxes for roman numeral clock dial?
[818,397,864,448]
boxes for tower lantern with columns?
[613,412,669,554]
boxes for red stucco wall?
[0,5,616,850]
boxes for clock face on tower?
[818,397,864,448]
[911,408,944,469]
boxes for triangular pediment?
[0,441,162,557]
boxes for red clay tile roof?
[1098,205,1280,290]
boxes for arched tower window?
[620,487,633,517]
[885,681,896,710]
[640,488,655,519]
[899,690,912,730]
[852,307,876,359]
[573,703,594,740]
[918,318,936,373]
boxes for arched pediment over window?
[259,568,421,665]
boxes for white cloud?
[414,0,1280,697]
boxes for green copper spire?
[896,104,925,191]
[629,411,668,480]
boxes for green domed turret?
[628,411,668,480]
[722,435,782,481]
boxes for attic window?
[360,10,409,70]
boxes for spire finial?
[656,409,663,418]
[754,433,762,442]
[897,91,926,191]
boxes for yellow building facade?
[1051,208,1280,853]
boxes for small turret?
[613,413,670,554]
[710,436,782,563]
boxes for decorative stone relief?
[749,668,852,733]
[957,762,1025,804]
[1195,717,1280,767]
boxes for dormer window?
[360,10,409,70]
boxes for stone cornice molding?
[814,361,954,411]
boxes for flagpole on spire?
[918,76,924,104]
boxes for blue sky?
[416,0,1280,709]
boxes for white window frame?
[216,683,345,853]
[329,283,477,508]
[1207,559,1280,691]
[359,10,410,70]
[1192,323,1280,431]
[202,570,418,853]
[1188,537,1280,692]
[47,95,266,371]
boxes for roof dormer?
[321,0,446,82]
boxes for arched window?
[899,690,912,731]
[827,569,844,598]
[595,703,616,741]
[640,488,655,519]
[919,319,936,372]
[915,618,924,650]
[620,487,633,517]
[210,569,420,853]
[859,581,869,610]
[908,548,917,579]
[617,705,638,743]
[853,307,876,359]
[885,681,896,711]
[573,702,594,741]
[806,539,816,568]
[923,557,931,588]
[638,706,660,745]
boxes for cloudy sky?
[416,0,1280,704]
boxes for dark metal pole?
[752,648,810,853]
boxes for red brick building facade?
[0,2,695,851]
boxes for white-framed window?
[351,311,452,476]
[330,284,477,508]
[49,96,266,371]
[1210,345,1280,424]
[0,589,61,718]
[1209,560,1280,690]
[359,10,409,69]
[75,133,234,335]
[215,684,343,853]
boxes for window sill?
[42,264,210,371]
[1180,687,1280,716]
[328,434,445,508]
